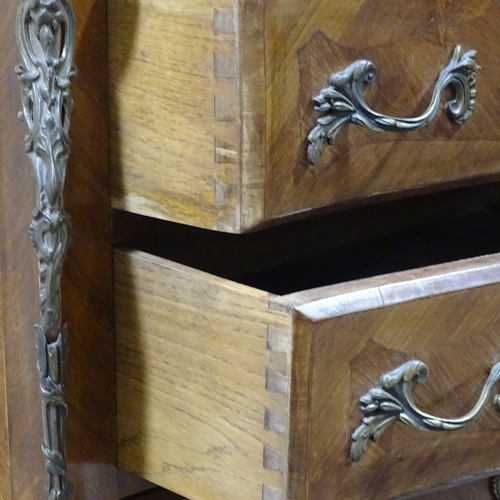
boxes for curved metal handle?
[308,46,480,166]
[351,360,500,462]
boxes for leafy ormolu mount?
[16,0,76,498]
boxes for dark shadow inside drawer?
[113,183,500,295]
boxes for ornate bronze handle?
[351,360,500,462]
[308,46,480,166]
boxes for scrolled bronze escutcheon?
[351,360,500,462]
[308,46,480,166]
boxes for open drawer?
[109,0,500,232]
[115,244,500,500]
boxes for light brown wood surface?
[114,250,290,500]
[109,0,500,232]
[115,248,500,500]
[108,0,243,231]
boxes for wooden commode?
[2,0,500,499]
[107,1,500,499]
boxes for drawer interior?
[113,184,500,294]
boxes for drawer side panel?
[109,0,242,231]
[115,250,291,500]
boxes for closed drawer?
[109,0,500,232]
[115,249,500,500]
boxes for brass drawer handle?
[308,46,479,166]
[351,360,500,462]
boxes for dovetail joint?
[262,326,291,499]
[212,7,239,220]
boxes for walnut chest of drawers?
[107,1,500,499]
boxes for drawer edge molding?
[351,360,500,462]
[307,45,479,166]
[292,255,500,321]
[15,1,76,499]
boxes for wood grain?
[280,254,500,499]
[109,0,500,232]
[114,249,290,500]
[108,0,242,231]
[265,0,500,221]
[239,0,266,230]
[116,248,500,500]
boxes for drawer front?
[265,0,500,220]
[281,261,500,499]
[115,250,500,500]
[109,0,500,232]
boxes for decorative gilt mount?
[16,0,76,498]
[351,360,500,462]
[308,46,480,166]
